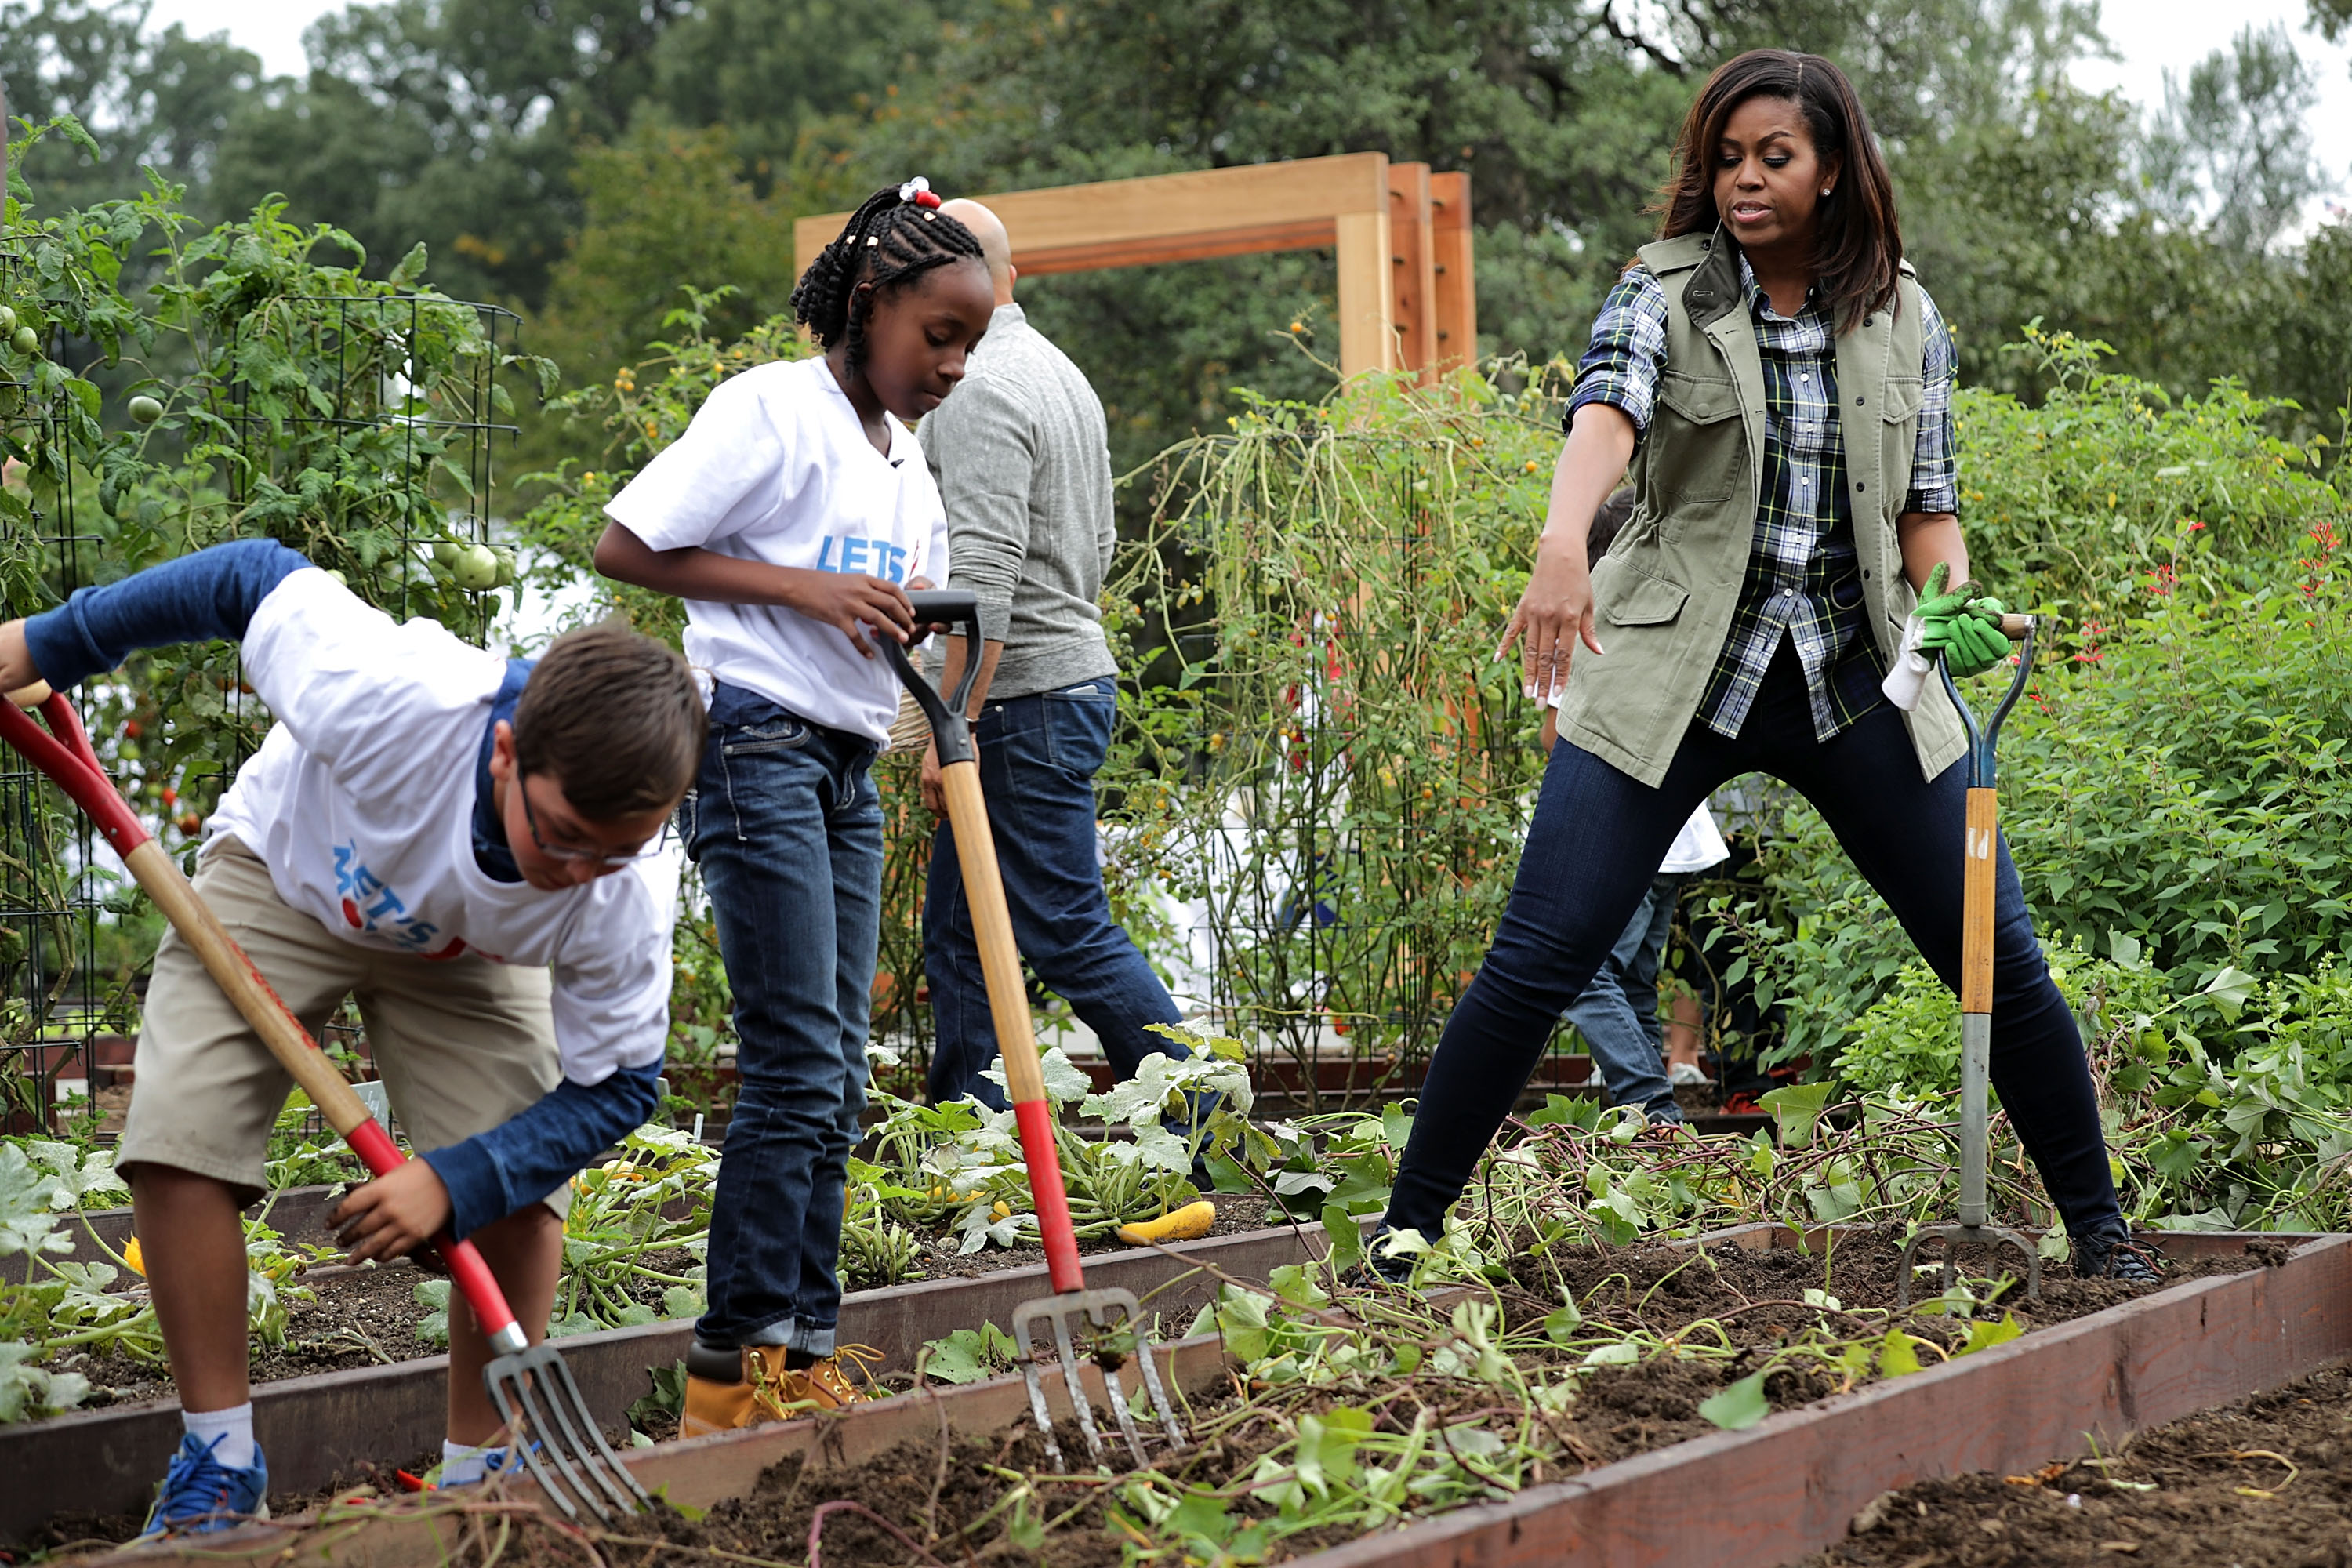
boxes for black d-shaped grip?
[883,588,984,764]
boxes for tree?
[0,1,261,218]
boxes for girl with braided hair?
[596,179,993,1428]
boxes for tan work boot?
[790,1345,882,1409]
[679,1345,879,1435]
[680,1345,757,1438]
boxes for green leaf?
[2201,965,2259,1021]
[1957,1312,2024,1356]
[1543,1304,1583,1345]
[1321,1203,1364,1274]
[1876,1330,1926,1378]
[1294,1405,1373,1497]
[1759,1082,1838,1147]
[1698,1370,1770,1430]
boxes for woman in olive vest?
[1377,49,2158,1282]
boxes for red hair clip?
[898,176,941,209]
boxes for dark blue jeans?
[924,677,1185,1109]
[1386,642,2122,1242]
[1566,873,1685,1123]
[688,684,880,1355]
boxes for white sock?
[183,1403,255,1470]
[439,1439,499,1488]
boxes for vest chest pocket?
[1651,372,1744,503]
[1880,376,1925,424]
[1595,558,1690,628]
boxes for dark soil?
[1801,1358,2352,1568]
[49,1201,1282,1410]
[143,1232,2270,1568]
[60,1251,699,1407]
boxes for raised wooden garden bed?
[0,1220,1329,1547]
[68,1226,2348,1566]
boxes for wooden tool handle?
[1998,612,2032,637]
[1961,787,1998,1014]
[124,840,380,1136]
[937,759,1086,1293]
[938,766,1047,1103]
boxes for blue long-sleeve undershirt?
[423,1060,664,1237]
[24,539,668,1239]
[24,539,311,690]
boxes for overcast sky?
[146,0,2352,221]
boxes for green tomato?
[452,543,500,591]
[0,306,15,332]
[324,569,350,588]
[11,326,38,358]
[492,546,517,587]
[430,539,460,568]
[128,394,163,425]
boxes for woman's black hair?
[1653,50,1903,332]
[790,182,985,376]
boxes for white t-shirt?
[205,568,680,1087]
[602,356,950,745]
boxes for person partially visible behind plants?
[593,178,996,1435]
[1370,49,2160,1284]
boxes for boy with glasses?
[0,538,705,1535]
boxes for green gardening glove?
[1915,561,2010,678]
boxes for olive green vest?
[1553,230,1966,786]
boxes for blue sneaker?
[140,1432,270,1537]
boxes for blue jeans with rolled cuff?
[1565,873,1686,1123]
[688,684,880,1356]
[923,677,1189,1109]
[1385,640,2122,1245]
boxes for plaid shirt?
[1569,256,1958,741]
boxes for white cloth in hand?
[1880,610,1934,713]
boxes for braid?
[791,181,985,374]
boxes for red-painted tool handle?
[1014,1098,1086,1294]
[0,692,522,1343]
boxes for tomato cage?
[209,291,532,1136]
[0,251,534,1137]
[0,240,117,1136]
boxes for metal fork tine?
[539,1348,649,1510]
[1049,1307,1105,1460]
[509,1363,610,1523]
[489,1371,582,1523]
[1128,1335,1186,1450]
[1086,1299,1149,1465]
[1011,1308,1065,1468]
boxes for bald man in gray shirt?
[917,198,1190,1109]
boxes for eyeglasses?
[517,779,673,868]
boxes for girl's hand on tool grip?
[330,1157,453,1265]
[778,568,915,658]
[1498,541,1602,704]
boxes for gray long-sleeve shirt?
[920,303,1118,700]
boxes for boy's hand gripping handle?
[0,691,528,1354]
[882,591,1087,1294]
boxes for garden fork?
[0,684,647,1523]
[885,590,1186,1468]
[1896,613,2045,1308]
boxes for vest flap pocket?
[1881,375,1925,423]
[1656,371,1741,426]
[1599,562,1690,627]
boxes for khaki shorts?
[119,837,572,1219]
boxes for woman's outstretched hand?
[1498,537,1604,706]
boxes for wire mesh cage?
[0,254,528,1138]
[0,238,113,1136]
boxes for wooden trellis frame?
[793,152,1477,379]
